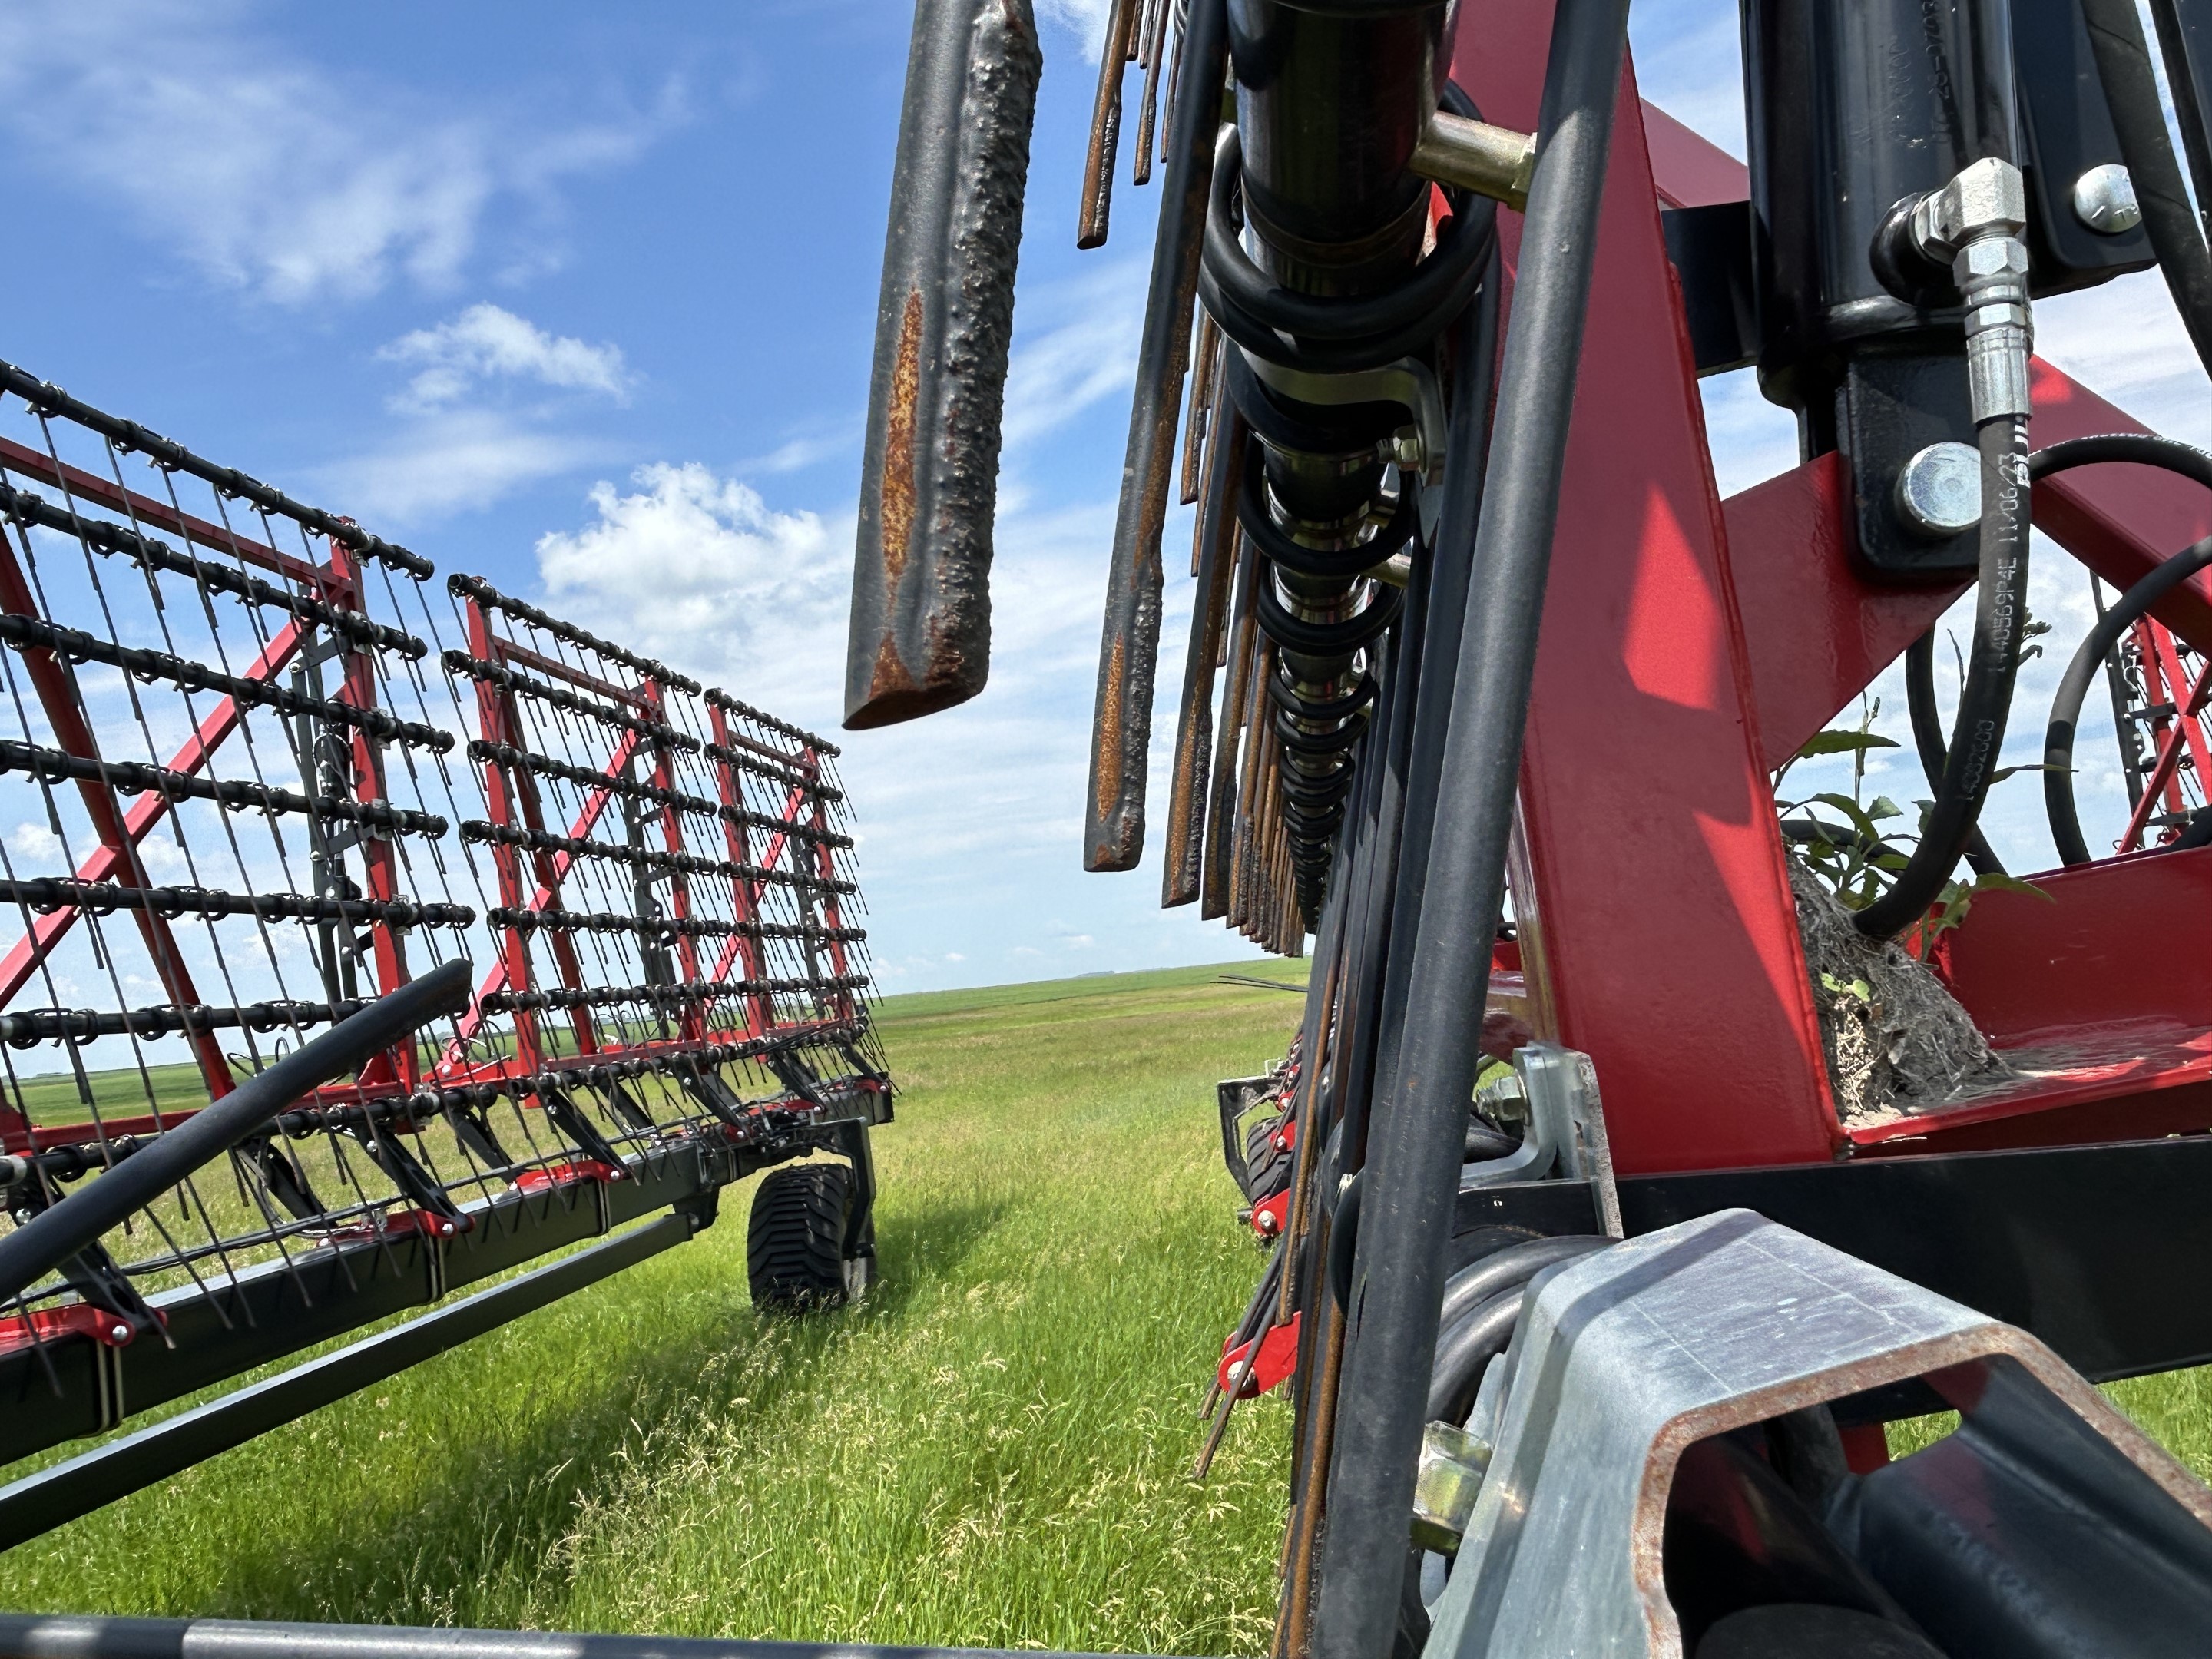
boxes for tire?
[748,1163,870,1310]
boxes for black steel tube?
[1084,0,1232,870]
[0,1212,694,1551]
[1358,257,1500,1174]
[0,958,471,1306]
[845,0,1044,728]
[0,1623,1141,1659]
[1310,0,1631,1650]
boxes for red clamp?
[515,1158,624,1194]
[315,1207,471,1245]
[1218,1312,1302,1399]
[1249,1187,1291,1239]
[1272,1118,1298,1155]
[0,1303,151,1356]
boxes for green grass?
[8,955,2212,1654]
[0,961,1312,1654]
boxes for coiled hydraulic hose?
[2045,539,2212,862]
[2029,434,2212,863]
[1204,91,1498,923]
[1853,413,2032,939]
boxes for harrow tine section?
[0,370,887,1490]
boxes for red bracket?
[314,1207,471,1245]
[1249,1187,1291,1239]
[0,1302,158,1356]
[1218,1311,1302,1399]
[515,1158,625,1194]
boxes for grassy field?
[7,959,2212,1654]
[0,962,1313,1655]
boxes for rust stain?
[880,288,923,584]
[1095,637,1126,823]
[869,631,918,703]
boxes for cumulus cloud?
[0,1,676,305]
[535,462,842,677]
[379,304,633,410]
[1035,0,1116,60]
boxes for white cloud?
[379,305,633,411]
[8,822,61,863]
[0,2,675,305]
[1000,260,1147,450]
[316,409,607,525]
[1035,0,1116,61]
[535,462,841,678]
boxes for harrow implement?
[0,364,889,1548]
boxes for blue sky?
[0,0,2198,995]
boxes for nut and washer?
[2073,164,2143,235]
[1895,442,1984,538]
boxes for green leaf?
[1868,796,1903,820]
[1971,871,2056,903]
[1796,730,1902,758]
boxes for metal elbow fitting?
[1909,157,2034,425]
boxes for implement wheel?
[747,1163,872,1310]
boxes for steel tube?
[0,957,472,1307]
[1310,0,1631,1650]
[0,1211,691,1551]
[845,0,1044,728]
[1084,0,1233,870]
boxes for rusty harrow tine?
[1079,0,1141,249]
[1134,0,1171,186]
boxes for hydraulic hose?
[2045,533,2212,863]
[2081,0,2212,379]
[1425,1286,1523,1425]
[1903,631,2006,876]
[1433,1233,1607,1336]
[1853,413,2030,939]
[2025,433,2212,862]
[1310,0,1633,1650]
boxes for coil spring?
[1200,88,1495,920]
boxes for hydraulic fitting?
[1906,158,2033,425]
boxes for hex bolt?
[2073,164,2143,235]
[1895,442,1985,537]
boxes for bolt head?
[110,1323,130,1343]
[1254,1209,1280,1234]
[1895,442,1983,538]
[2073,164,2142,235]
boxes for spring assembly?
[442,651,699,752]
[482,974,867,1015]
[459,820,856,892]
[1199,89,1496,917]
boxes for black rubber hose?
[1903,631,2006,876]
[1425,1286,1525,1425]
[1328,1169,1365,1311]
[1854,415,2031,939]
[1313,0,1632,1647]
[2045,533,2212,863]
[1435,1233,1608,1336]
[2081,0,2212,379]
[0,959,472,1306]
[2024,433,2212,860]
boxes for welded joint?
[1909,157,2032,424]
[1409,111,1538,213]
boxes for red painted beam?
[1459,19,1841,1173]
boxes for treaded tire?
[748,1163,867,1311]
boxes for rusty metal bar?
[1163,409,1247,906]
[1078,0,1141,247]
[1082,0,1230,871]
[845,0,1043,730]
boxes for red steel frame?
[0,449,419,1152]
[429,594,852,1098]
[2116,617,2211,854]
[1462,5,2212,1177]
